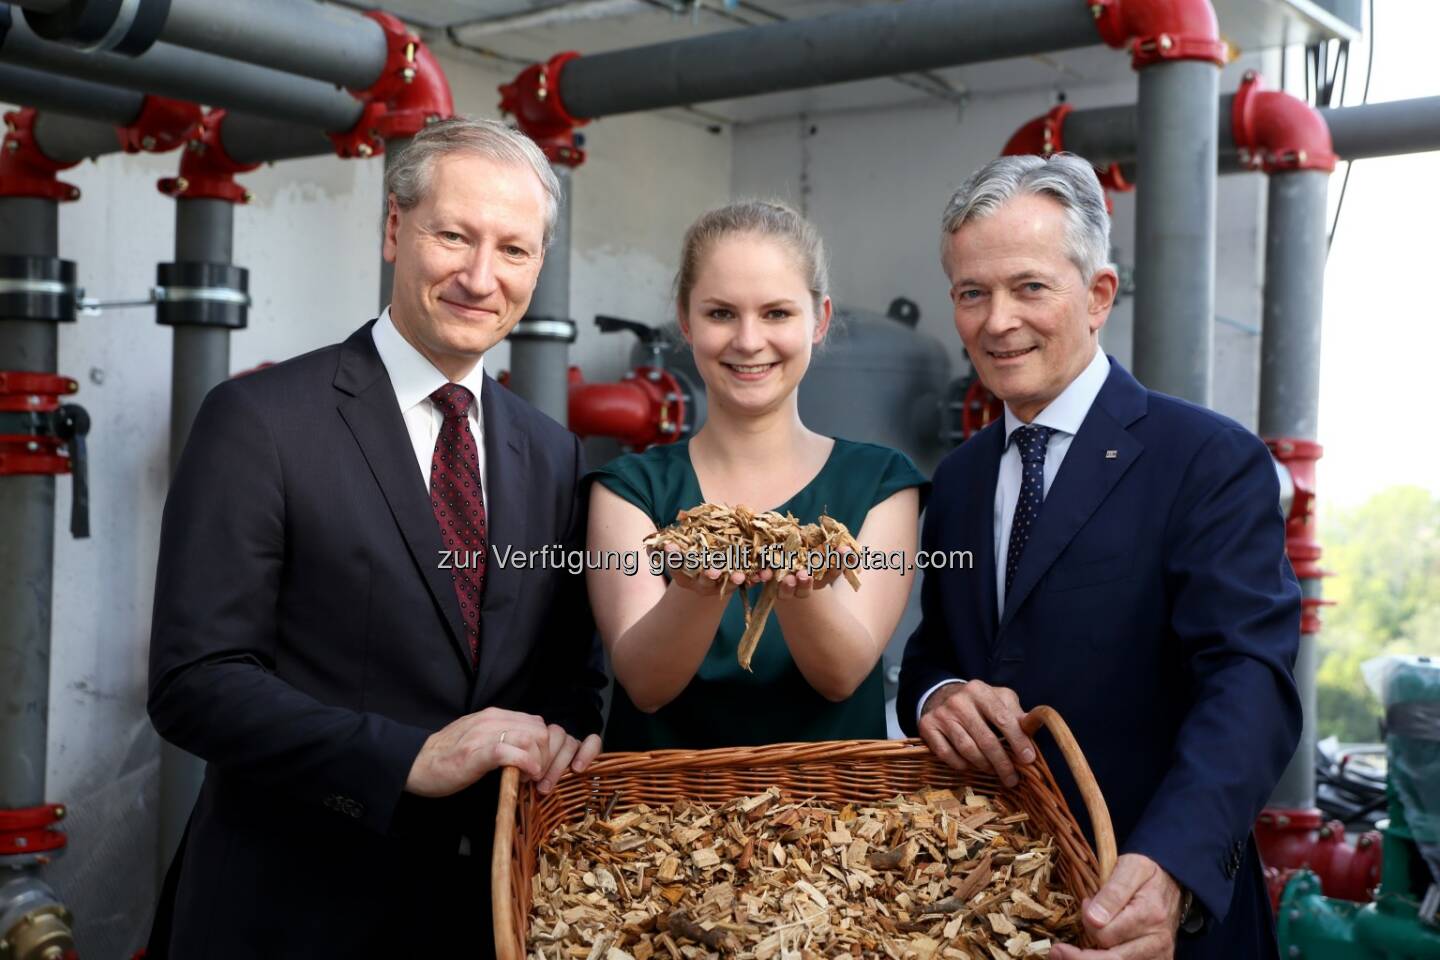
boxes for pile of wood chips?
[525,786,1081,960]
[643,504,863,670]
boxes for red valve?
[0,371,79,476]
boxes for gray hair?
[384,117,563,249]
[675,199,830,315]
[941,153,1111,279]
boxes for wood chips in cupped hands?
[642,504,864,671]
[525,787,1081,960]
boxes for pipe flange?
[0,110,81,203]
[0,257,79,324]
[509,316,577,343]
[22,0,170,57]
[117,96,203,155]
[1090,0,1227,70]
[154,262,249,329]
[499,52,588,167]
[158,110,259,204]
[330,11,454,159]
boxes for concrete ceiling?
[337,0,1361,125]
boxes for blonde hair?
[675,200,830,315]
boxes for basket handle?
[492,765,522,960]
[1021,705,1116,882]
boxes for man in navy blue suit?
[898,154,1301,959]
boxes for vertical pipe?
[1260,170,1330,812]
[158,197,233,876]
[0,196,58,809]
[507,166,574,424]
[1131,61,1219,406]
[379,138,410,312]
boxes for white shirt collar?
[371,306,486,413]
[1003,346,1110,442]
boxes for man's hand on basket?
[404,707,553,798]
[537,725,603,796]
[917,680,1037,788]
[1049,853,1182,960]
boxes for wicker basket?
[493,705,1115,959]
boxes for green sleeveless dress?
[589,437,928,750]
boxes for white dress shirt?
[370,307,489,513]
[917,346,1110,725]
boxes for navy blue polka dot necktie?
[1005,424,1055,598]
[430,383,486,664]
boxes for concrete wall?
[731,59,1270,429]
[3,45,730,957]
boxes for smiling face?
[680,232,831,419]
[383,152,549,380]
[942,193,1117,422]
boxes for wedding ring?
[499,730,509,745]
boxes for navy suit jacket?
[898,358,1301,958]
[146,322,604,958]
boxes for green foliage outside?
[1317,485,1440,742]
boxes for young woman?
[586,201,927,750]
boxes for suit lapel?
[967,422,1005,649]
[999,361,1148,628]
[333,323,475,674]
[471,375,530,708]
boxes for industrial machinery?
[1276,656,1440,957]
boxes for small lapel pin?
[1105,449,1118,459]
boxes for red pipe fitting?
[1256,808,1381,903]
[1089,0,1227,70]
[499,52,588,167]
[330,11,455,159]
[0,371,79,476]
[116,96,203,155]
[1232,71,1338,174]
[1266,437,1326,585]
[1001,103,1134,204]
[568,366,685,449]
[0,108,81,202]
[0,803,68,862]
[157,109,260,205]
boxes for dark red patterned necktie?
[429,383,486,663]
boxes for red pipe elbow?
[498,52,588,167]
[330,10,456,160]
[1001,104,1133,205]
[0,109,80,202]
[1233,71,1338,174]
[1090,0,1227,69]
[568,367,685,448]
[116,96,203,155]
[157,109,260,205]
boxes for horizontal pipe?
[159,0,387,91]
[1062,95,1438,170]
[0,7,364,132]
[0,61,141,123]
[559,0,1099,119]
[1320,96,1440,160]
[31,109,121,162]
[219,112,334,166]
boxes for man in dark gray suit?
[146,118,604,958]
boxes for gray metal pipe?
[1257,172,1329,811]
[560,0,1099,119]
[1131,61,1218,407]
[0,61,141,123]
[0,195,58,809]
[157,196,233,878]
[507,166,573,424]
[157,0,386,91]
[220,113,334,167]
[31,109,124,163]
[1320,96,1440,160]
[0,8,364,132]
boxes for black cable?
[1328,0,1376,256]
